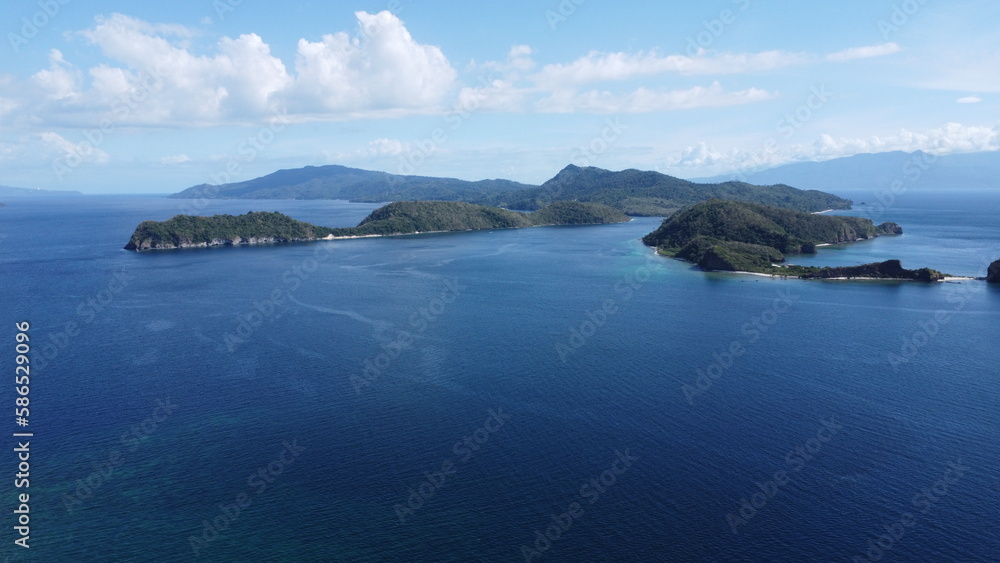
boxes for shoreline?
[130,218,632,251]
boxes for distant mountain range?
[0,185,84,197]
[170,163,851,216]
[692,150,1000,194]
[169,165,533,203]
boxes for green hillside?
[125,201,629,250]
[480,165,853,215]
[640,199,944,280]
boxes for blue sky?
[1,0,997,193]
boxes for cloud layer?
[4,12,458,128]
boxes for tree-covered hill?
[167,163,852,217]
[639,199,944,280]
[169,164,533,202]
[125,201,630,250]
[642,199,900,256]
[479,165,853,215]
[124,211,336,250]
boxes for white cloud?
[31,50,82,101]
[534,49,807,88]
[664,122,1000,176]
[535,82,778,114]
[290,11,456,113]
[159,154,191,164]
[957,96,982,104]
[1,11,456,128]
[38,131,111,164]
[531,43,899,89]
[825,42,901,62]
[364,138,409,157]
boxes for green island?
[642,199,947,281]
[124,200,630,251]
[168,163,853,217]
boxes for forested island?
[642,199,946,281]
[168,163,852,216]
[124,200,629,251]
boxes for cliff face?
[126,235,324,251]
[988,259,1000,283]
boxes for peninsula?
[124,200,629,251]
[642,199,945,281]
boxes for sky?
[1,0,998,194]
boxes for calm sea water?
[1,192,998,562]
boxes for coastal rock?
[876,221,903,235]
[988,259,1000,283]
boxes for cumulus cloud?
[957,96,982,104]
[290,11,455,113]
[31,50,82,101]
[1,11,456,127]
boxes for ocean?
[0,191,998,562]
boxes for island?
[167,162,853,217]
[124,200,630,251]
[642,199,945,281]
[989,259,1000,283]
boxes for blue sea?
[1,191,999,562]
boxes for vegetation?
[798,260,944,281]
[124,211,336,250]
[168,163,852,216]
[168,164,533,202]
[643,199,900,254]
[125,201,629,250]
[642,199,942,281]
[477,165,853,215]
